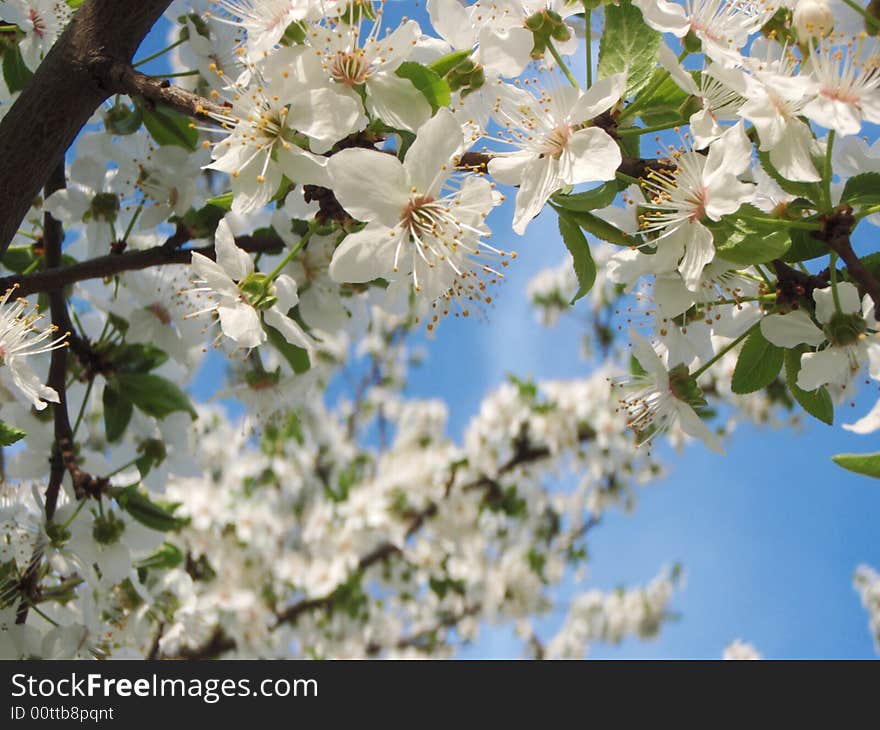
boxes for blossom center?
[329,50,371,87]
[401,195,441,238]
[539,125,571,159]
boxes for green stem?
[152,69,199,79]
[0,25,20,32]
[856,203,880,220]
[617,119,688,137]
[60,500,87,530]
[121,201,144,244]
[133,38,186,68]
[740,214,821,231]
[584,6,592,88]
[547,41,581,90]
[615,171,643,187]
[105,458,141,480]
[264,223,318,284]
[71,378,94,440]
[692,327,753,379]
[840,0,880,30]
[829,252,842,313]
[823,129,835,212]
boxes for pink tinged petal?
[844,397,880,434]
[327,149,408,227]
[214,219,253,282]
[512,156,561,235]
[365,72,432,133]
[477,26,533,78]
[328,226,399,283]
[760,310,825,348]
[673,221,715,292]
[264,307,313,351]
[560,127,622,186]
[570,73,626,121]
[404,108,463,197]
[676,401,725,454]
[797,348,851,390]
[218,303,264,349]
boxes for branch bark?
[0,0,173,256]
[0,234,285,297]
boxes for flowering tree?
[0,0,879,659]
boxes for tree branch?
[822,206,880,320]
[0,0,174,256]
[0,233,286,298]
[105,63,230,121]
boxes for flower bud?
[792,0,834,40]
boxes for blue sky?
[133,4,880,659]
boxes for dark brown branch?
[105,63,230,121]
[174,628,236,660]
[822,205,880,320]
[16,160,68,625]
[772,259,830,309]
[0,233,286,298]
[0,0,175,257]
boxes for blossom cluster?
[0,0,878,658]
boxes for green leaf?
[395,61,451,112]
[104,102,143,136]
[552,180,623,212]
[832,452,880,479]
[552,205,636,246]
[265,324,311,374]
[841,172,880,208]
[2,245,37,273]
[557,211,597,303]
[597,0,661,97]
[136,542,184,570]
[731,328,784,394]
[784,349,833,425]
[115,488,188,531]
[710,205,792,265]
[205,192,234,211]
[3,46,32,94]
[783,226,826,263]
[115,373,197,420]
[109,342,169,375]
[428,49,472,78]
[0,420,26,447]
[140,103,199,151]
[103,385,134,443]
[634,70,692,126]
